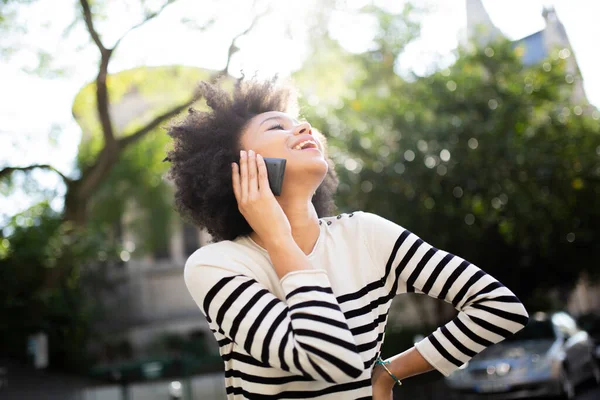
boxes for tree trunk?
[62,143,122,227]
[63,181,89,227]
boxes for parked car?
[577,312,600,360]
[445,311,600,399]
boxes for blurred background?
[1,0,600,399]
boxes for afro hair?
[165,77,338,242]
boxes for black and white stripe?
[201,269,364,384]
[361,212,529,375]
[184,211,528,399]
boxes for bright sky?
[1,0,599,224]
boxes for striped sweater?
[184,211,529,399]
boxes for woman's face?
[239,111,329,191]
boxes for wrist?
[376,357,402,387]
[263,236,311,280]
[387,346,435,381]
[263,235,296,254]
[380,367,397,390]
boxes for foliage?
[299,21,600,307]
[0,203,120,371]
[0,0,34,25]
[0,0,259,374]
[72,65,211,168]
[87,127,174,254]
[73,65,213,252]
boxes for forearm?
[387,347,435,380]
[265,238,364,381]
[372,347,435,396]
[188,261,364,383]
[265,236,312,279]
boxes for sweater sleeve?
[184,253,364,383]
[358,212,529,376]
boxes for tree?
[300,16,600,307]
[0,202,120,371]
[0,0,266,279]
[0,0,264,227]
[0,0,266,371]
[73,65,215,253]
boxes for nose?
[293,121,312,136]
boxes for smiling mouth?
[292,140,319,150]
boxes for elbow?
[498,288,530,330]
[301,346,365,383]
[516,302,530,328]
[334,353,365,383]
[504,299,530,335]
[510,293,530,323]
[327,360,365,384]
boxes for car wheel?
[559,368,576,400]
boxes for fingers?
[256,154,270,193]
[239,150,248,203]
[247,150,258,199]
[231,162,240,202]
[236,150,263,206]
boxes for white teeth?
[293,140,317,150]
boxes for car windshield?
[503,320,555,342]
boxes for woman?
[166,78,529,399]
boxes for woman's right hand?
[232,150,292,247]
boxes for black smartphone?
[263,157,286,196]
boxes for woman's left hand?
[372,363,395,400]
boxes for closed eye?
[268,123,284,131]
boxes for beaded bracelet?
[374,356,402,386]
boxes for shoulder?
[319,211,358,225]
[186,240,238,265]
[317,211,360,235]
[184,239,258,281]
[318,211,385,242]
[325,211,409,248]
[319,211,398,231]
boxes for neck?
[251,195,320,255]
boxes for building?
[465,0,588,104]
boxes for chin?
[286,153,329,180]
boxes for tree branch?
[95,55,116,145]
[79,0,116,145]
[79,90,201,199]
[0,164,72,184]
[119,91,202,148]
[72,0,268,212]
[76,147,119,201]
[79,0,107,54]
[222,7,270,74]
[112,0,180,50]
[119,6,270,151]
